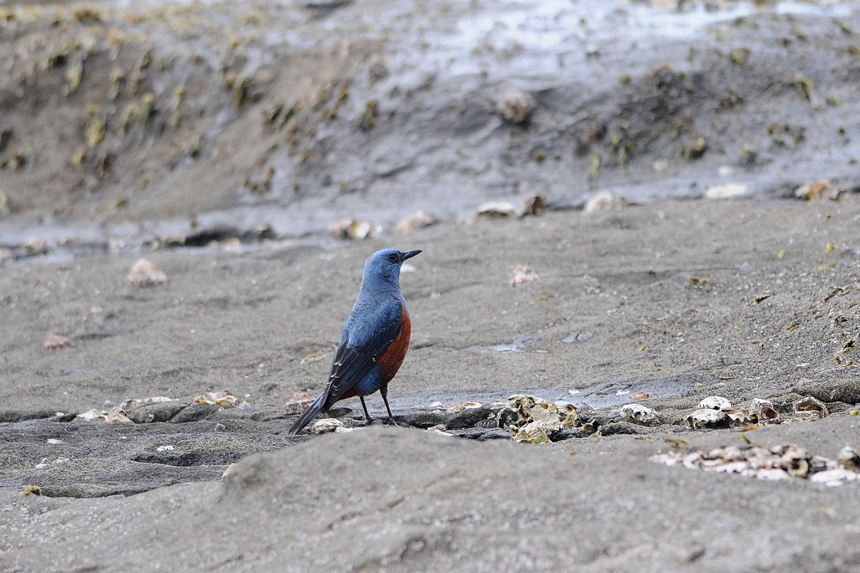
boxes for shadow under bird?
[287,248,421,435]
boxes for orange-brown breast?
[377,303,411,381]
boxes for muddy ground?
[2,198,860,571]
[2,0,860,571]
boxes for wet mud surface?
[2,197,860,570]
[3,0,860,257]
[2,0,860,571]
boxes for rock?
[599,421,649,436]
[447,427,511,441]
[169,404,218,423]
[404,407,450,429]
[620,403,659,426]
[549,428,586,441]
[124,400,188,423]
[793,380,860,405]
[444,402,493,430]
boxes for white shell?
[620,403,659,426]
[583,191,625,213]
[312,418,345,434]
[509,264,539,286]
[126,258,168,287]
[496,90,534,125]
[697,396,732,410]
[751,398,779,423]
[42,333,72,352]
[686,408,728,429]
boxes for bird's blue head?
[362,248,421,289]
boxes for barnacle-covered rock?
[502,394,578,442]
[512,420,551,445]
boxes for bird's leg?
[359,395,373,425]
[380,385,399,427]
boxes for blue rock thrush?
[287,248,421,435]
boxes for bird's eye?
[387,253,398,263]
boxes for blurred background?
[1,0,858,263]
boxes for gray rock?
[125,401,188,424]
[170,404,218,424]
[793,380,860,405]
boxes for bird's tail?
[287,393,325,436]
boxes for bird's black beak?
[403,250,422,260]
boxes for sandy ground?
[3,0,860,570]
[2,197,860,571]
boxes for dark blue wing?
[321,299,403,409]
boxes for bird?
[287,248,421,435]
